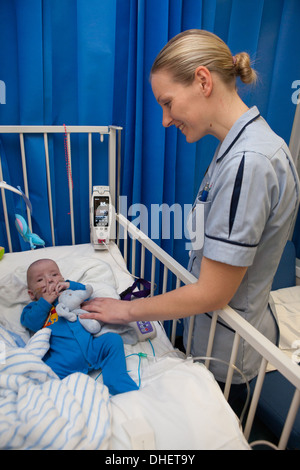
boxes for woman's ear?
[194,66,213,97]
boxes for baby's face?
[28,260,64,300]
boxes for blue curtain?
[0,0,300,263]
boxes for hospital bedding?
[270,286,300,367]
[257,286,300,448]
[0,242,250,450]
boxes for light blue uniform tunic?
[184,106,300,383]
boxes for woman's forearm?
[81,258,247,325]
[127,281,226,322]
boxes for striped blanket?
[0,327,111,450]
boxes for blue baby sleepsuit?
[21,281,138,395]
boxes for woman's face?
[151,69,210,143]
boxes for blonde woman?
[82,30,299,399]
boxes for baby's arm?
[21,298,53,332]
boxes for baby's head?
[27,258,64,301]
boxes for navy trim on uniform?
[204,312,235,333]
[229,154,245,235]
[217,113,260,163]
[205,233,259,248]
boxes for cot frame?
[0,125,299,450]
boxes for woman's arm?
[81,257,247,324]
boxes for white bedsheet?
[0,326,111,450]
[0,242,131,342]
[270,286,300,366]
[110,357,250,450]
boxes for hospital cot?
[0,125,299,451]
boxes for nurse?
[82,30,299,391]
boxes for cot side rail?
[0,125,121,250]
[117,212,300,449]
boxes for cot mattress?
[0,242,250,450]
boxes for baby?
[21,258,138,395]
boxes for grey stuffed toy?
[56,284,101,334]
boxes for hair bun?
[234,52,257,84]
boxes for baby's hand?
[41,280,70,304]
[55,281,70,295]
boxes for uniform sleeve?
[21,298,52,332]
[203,151,279,266]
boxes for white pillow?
[0,243,122,342]
[270,286,300,356]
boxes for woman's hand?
[80,298,132,324]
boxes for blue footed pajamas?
[21,281,138,395]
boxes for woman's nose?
[162,109,173,128]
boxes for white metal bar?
[150,255,156,296]
[108,127,117,241]
[108,127,116,211]
[244,357,268,440]
[131,237,136,276]
[88,132,92,197]
[88,132,92,245]
[0,125,110,134]
[162,265,168,294]
[171,277,181,345]
[171,320,177,346]
[0,159,12,252]
[140,244,145,279]
[204,311,218,369]
[19,133,32,232]
[185,315,195,357]
[117,128,121,214]
[123,226,128,265]
[43,133,55,246]
[160,266,169,327]
[66,133,75,245]
[224,333,241,400]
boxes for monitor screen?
[94,196,109,227]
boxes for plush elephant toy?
[56,284,101,334]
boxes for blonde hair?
[151,29,257,87]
